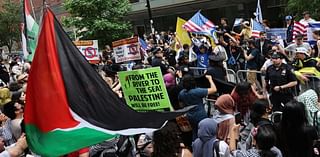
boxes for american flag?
[293,21,308,41]
[183,11,215,32]
[139,37,149,57]
[251,19,265,38]
[307,22,320,45]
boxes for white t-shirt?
[0,150,10,157]
[284,42,311,60]
[299,18,316,25]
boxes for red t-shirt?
[231,90,257,116]
[65,147,89,157]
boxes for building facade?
[129,0,287,36]
[19,0,287,37]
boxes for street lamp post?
[146,0,155,35]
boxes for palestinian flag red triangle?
[25,9,186,156]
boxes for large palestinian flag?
[25,9,186,156]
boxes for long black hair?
[182,75,196,91]
[255,125,277,157]
[234,82,252,97]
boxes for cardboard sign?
[112,37,141,63]
[74,40,100,64]
[118,67,172,111]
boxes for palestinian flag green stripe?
[26,124,115,156]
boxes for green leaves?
[286,0,320,20]
[63,0,132,46]
[0,0,21,53]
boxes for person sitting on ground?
[239,100,274,150]
[230,125,282,157]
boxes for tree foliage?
[63,0,132,47]
[0,0,21,53]
[286,0,320,20]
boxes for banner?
[112,37,141,63]
[266,28,287,40]
[73,40,100,64]
[118,67,172,111]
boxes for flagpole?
[23,0,29,56]
[30,0,37,22]
[21,0,30,61]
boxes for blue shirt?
[178,88,208,124]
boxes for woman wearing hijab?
[212,94,236,144]
[297,89,320,134]
[193,118,231,157]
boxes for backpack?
[212,140,220,157]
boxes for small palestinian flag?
[25,9,186,156]
[23,0,39,61]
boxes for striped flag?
[251,19,265,38]
[139,37,149,58]
[255,0,263,23]
[21,23,28,60]
[293,21,308,41]
[183,11,218,43]
[25,9,187,156]
[307,22,320,45]
[139,37,148,53]
[24,0,39,62]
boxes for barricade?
[226,69,238,84]
[299,75,320,94]
[236,70,264,91]
[206,97,216,117]
[189,67,207,76]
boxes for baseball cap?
[285,15,292,21]
[296,47,309,56]
[271,52,281,59]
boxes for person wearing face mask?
[265,52,297,112]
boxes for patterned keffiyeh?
[297,89,319,113]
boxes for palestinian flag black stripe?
[25,9,186,156]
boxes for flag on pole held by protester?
[175,17,192,52]
[183,11,218,43]
[251,19,265,38]
[255,0,263,23]
[20,23,28,60]
[23,0,39,62]
[293,21,308,41]
[307,22,320,45]
[138,37,149,58]
[233,18,244,27]
[25,9,187,156]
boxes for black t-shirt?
[206,66,226,81]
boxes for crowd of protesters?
[96,12,320,157]
[0,11,320,157]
